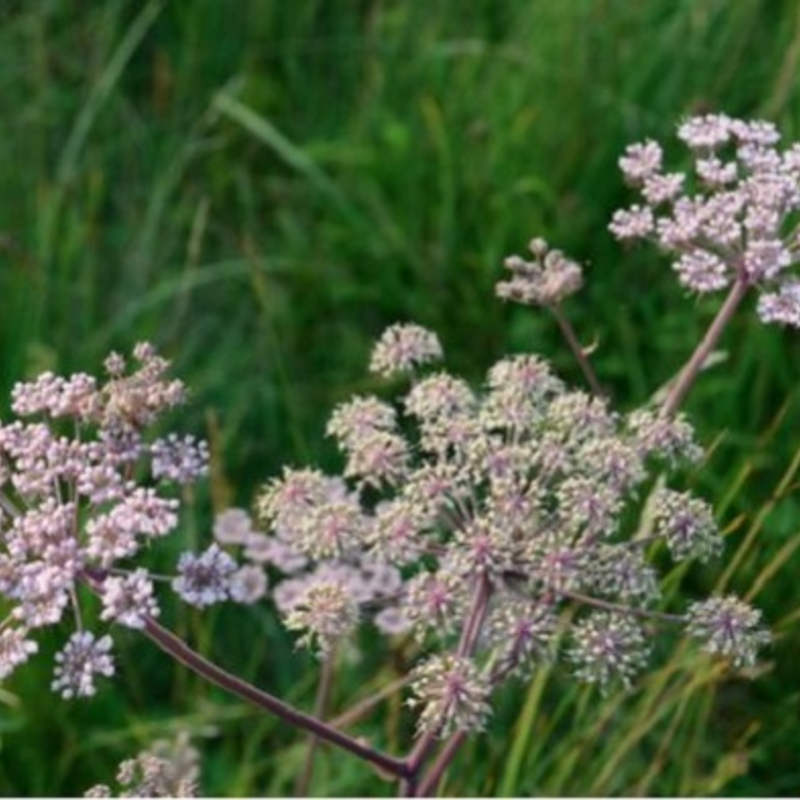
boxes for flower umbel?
[610,113,800,326]
[85,731,200,797]
[284,580,360,657]
[172,545,237,608]
[568,612,651,690]
[652,487,722,563]
[52,632,115,699]
[408,654,491,737]
[0,344,242,696]
[687,596,770,669]
[497,237,584,307]
[251,310,771,736]
[368,323,443,378]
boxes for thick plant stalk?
[415,731,468,797]
[138,615,410,781]
[79,568,409,779]
[660,277,750,417]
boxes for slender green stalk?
[295,651,336,796]
[328,676,408,730]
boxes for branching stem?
[137,616,410,780]
[415,731,467,798]
[80,570,409,783]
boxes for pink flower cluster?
[0,344,229,698]
[610,113,800,326]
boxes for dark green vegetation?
[1,0,800,795]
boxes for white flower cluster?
[253,323,769,736]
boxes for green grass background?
[1,0,800,795]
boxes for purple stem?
[80,569,409,783]
[138,616,410,780]
[553,587,684,624]
[660,277,749,418]
[415,731,468,797]
[549,304,605,397]
[456,576,491,658]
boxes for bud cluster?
[497,237,584,307]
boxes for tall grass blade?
[212,92,372,237]
[56,0,163,186]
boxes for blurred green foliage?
[1,0,800,795]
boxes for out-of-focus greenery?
[1,0,799,795]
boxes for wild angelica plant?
[0,113,788,796]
